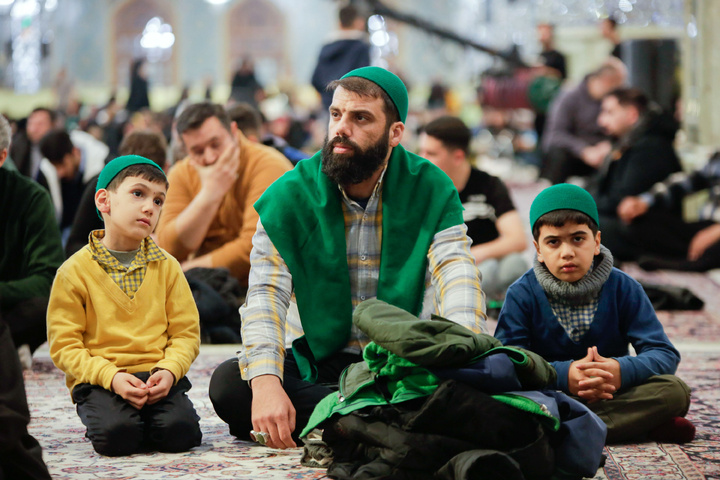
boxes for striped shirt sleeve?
[237,220,293,382]
[427,223,488,334]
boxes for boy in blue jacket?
[495,183,695,443]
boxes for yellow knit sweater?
[48,246,200,395]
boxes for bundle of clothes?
[300,299,607,480]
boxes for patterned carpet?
[25,351,327,480]
[23,343,720,480]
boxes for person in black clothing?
[64,130,168,257]
[609,151,720,270]
[229,57,264,108]
[126,58,150,113]
[588,87,683,257]
[311,5,370,112]
[535,23,568,141]
[419,116,528,305]
[601,17,623,60]
[0,313,52,480]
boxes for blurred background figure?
[229,56,264,108]
[126,58,150,113]
[600,16,623,60]
[311,4,370,113]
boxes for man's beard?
[321,131,390,186]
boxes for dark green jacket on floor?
[301,299,557,436]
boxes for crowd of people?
[0,6,713,478]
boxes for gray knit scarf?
[533,245,614,306]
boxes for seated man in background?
[612,150,720,271]
[9,107,57,180]
[38,128,109,239]
[541,58,626,184]
[0,114,64,367]
[226,103,308,165]
[419,115,528,309]
[589,87,682,221]
[65,129,168,257]
[156,102,292,286]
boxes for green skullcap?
[95,155,166,220]
[529,183,600,230]
[341,66,408,123]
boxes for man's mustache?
[328,136,360,152]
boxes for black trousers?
[72,373,202,457]
[0,298,48,353]
[209,350,361,441]
[540,146,597,185]
[0,318,51,480]
[602,211,720,270]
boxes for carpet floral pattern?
[25,355,327,480]
[24,347,720,480]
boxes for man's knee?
[209,358,252,438]
[209,358,246,407]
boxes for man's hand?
[191,142,240,204]
[111,372,148,409]
[688,223,720,261]
[146,369,175,405]
[617,196,649,224]
[181,254,213,272]
[568,347,616,403]
[581,141,612,168]
[250,375,297,449]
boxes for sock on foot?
[648,417,696,444]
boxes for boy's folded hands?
[569,346,622,404]
[111,369,174,409]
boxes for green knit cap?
[341,66,408,123]
[95,154,166,220]
[529,183,600,230]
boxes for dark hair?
[339,5,361,28]
[532,209,599,241]
[326,76,400,127]
[176,102,232,136]
[422,116,471,155]
[604,17,617,29]
[226,103,262,137]
[39,129,74,164]
[605,87,649,116]
[106,163,168,192]
[118,130,168,168]
[30,107,57,124]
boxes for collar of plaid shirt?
[254,144,464,382]
[89,231,166,297]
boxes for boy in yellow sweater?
[48,155,202,456]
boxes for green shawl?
[254,144,463,381]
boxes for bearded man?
[209,67,487,449]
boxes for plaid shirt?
[548,298,599,342]
[89,231,166,298]
[239,172,487,382]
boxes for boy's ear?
[95,189,111,216]
[533,239,544,263]
[594,230,602,255]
